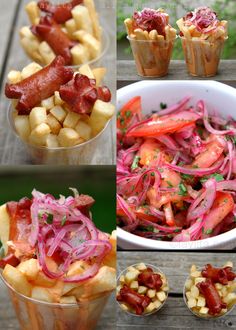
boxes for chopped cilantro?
[178,183,187,196]
[131,156,141,170]
[166,180,173,188]
[46,213,53,224]
[141,226,154,232]
[174,229,181,233]
[125,110,131,118]
[205,229,213,235]
[61,215,67,226]
[200,173,224,183]
[151,172,155,177]
[181,173,193,180]
[160,102,167,109]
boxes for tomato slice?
[192,140,225,168]
[117,96,141,129]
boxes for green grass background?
[0,166,116,234]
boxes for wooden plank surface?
[0,0,116,165]
[117,60,236,85]
[117,252,236,329]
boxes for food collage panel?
[0,0,236,329]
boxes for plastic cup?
[1,273,112,330]
[8,105,112,165]
[180,36,227,77]
[128,36,175,77]
[117,263,169,316]
[183,275,235,319]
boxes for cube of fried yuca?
[80,266,116,299]
[3,264,31,296]
[47,114,62,135]
[92,100,115,119]
[60,296,77,304]
[20,26,35,39]
[138,286,147,294]
[31,286,54,303]
[92,67,106,86]
[39,42,55,65]
[136,263,147,271]
[34,271,57,287]
[187,297,197,308]
[29,107,47,129]
[21,37,41,56]
[145,302,156,313]
[83,0,101,40]
[14,115,31,141]
[0,204,10,255]
[63,112,81,129]
[8,70,22,84]
[147,289,156,299]
[58,128,80,147]
[199,307,209,314]
[71,44,90,65]
[223,292,236,304]
[50,106,67,123]
[67,261,90,277]
[185,279,193,290]
[73,30,101,59]
[54,91,64,106]
[153,300,162,309]
[21,62,42,80]
[65,19,77,38]
[29,123,51,146]
[197,296,206,307]
[75,120,92,141]
[88,114,107,136]
[156,291,166,302]
[130,281,139,290]
[46,134,59,148]
[17,258,39,280]
[41,96,54,110]
[72,5,93,34]
[190,285,199,298]
[25,1,40,25]
[79,64,95,79]
[124,18,134,36]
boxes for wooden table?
[117,252,236,330]
[0,0,116,165]
[117,60,236,89]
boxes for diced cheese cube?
[29,107,47,129]
[50,106,67,123]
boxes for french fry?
[79,63,95,79]
[84,0,101,40]
[8,70,22,84]
[25,1,40,25]
[17,258,39,281]
[3,264,31,296]
[73,30,101,59]
[50,106,67,123]
[31,286,54,303]
[0,204,10,255]
[63,112,81,129]
[124,18,133,36]
[47,114,62,135]
[38,42,55,65]
[71,44,90,65]
[92,67,106,86]
[134,28,148,41]
[72,5,93,35]
[21,62,42,80]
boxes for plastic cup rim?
[127,35,177,43]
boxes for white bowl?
[117,80,236,250]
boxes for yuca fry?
[83,0,101,41]
[149,30,158,40]
[25,1,40,25]
[124,18,134,36]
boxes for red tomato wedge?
[127,111,200,137]
[117,96,141,129]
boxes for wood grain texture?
[117,60,236,84]
[0,0,116,165]
[117,252,236,329]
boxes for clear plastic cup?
[8,105,112,165]
[117,263,169,316]
[183,275,235,319]
[180,36,227,77]
[128,36,175,77]
[1,273,112,330]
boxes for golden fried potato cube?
[130,281,139,290]
[8,70,21,84]
[92,67,106,86]
[60,296,77,304]
[157,291,166,302]
[3,264,31,296]
[47,114,62,135]
[138,286,147,294]
[20,26,35,39]
[197,296,206,307]
[0,204,10,255]
[136,263,147,271]
[39,41,55,65]
[88,114,107,136]
[187,297,197,308]
[120,303,129,311]
[190,285,199,299]
[29,123,51,146]
[75,120,92,141]
[145,302,156,313]
[46,134,59,148]
[31,286,54,303]
[71,44,90,65]
[223,292,236,304]
[54,91,64,106]
[41,96,54,110]
[17,258,39,280]
[74,30,101,59]
[65,18,77,38]
[185,278,193,290]
[25,1,40,24]
[125,270,140,283]
[14,115,31,141]
[29,107,47,129]
[21,62,42,80]
[92,100,115,119]
[58,128,80,147]
[153,300,162,309]
[50,106,67,123]
[72,5,93,34]
[79,64,95,79]
[147,289,156,299]
[63,112,81,129]
[199,307,209,314]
